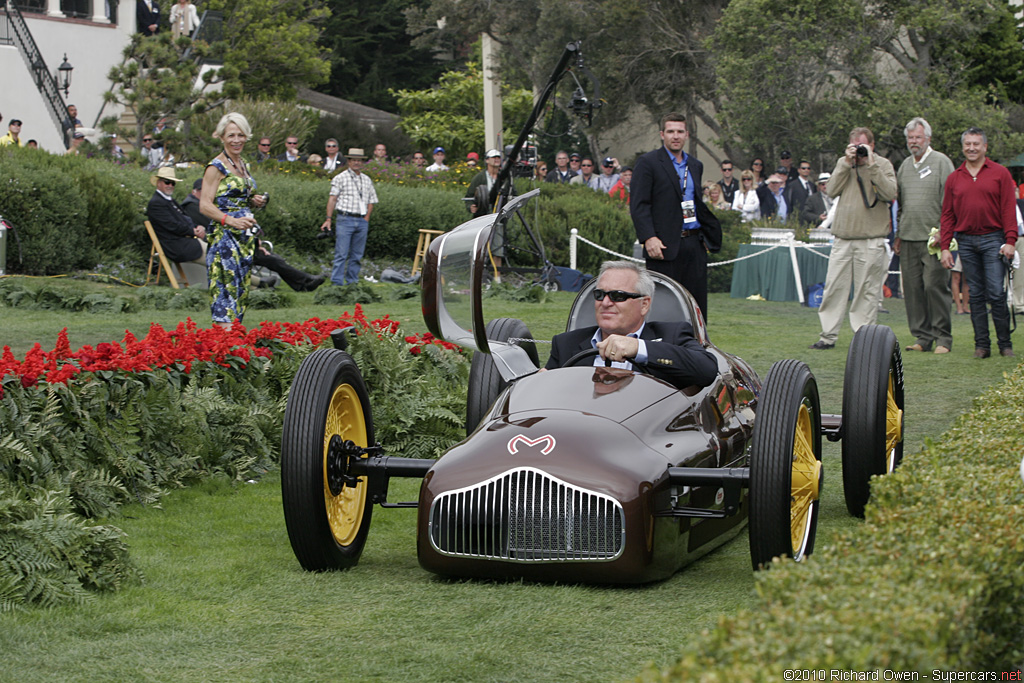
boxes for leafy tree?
[710,0,1024,166]
[103,33,241,154]
[103,0,329,158]
[318,0,447,112]
[390,63,534,158]
[204,0,331,99]
[406,0,733,162]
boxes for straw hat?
[150,166,182,186]
[346,148,368,159]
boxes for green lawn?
[0,279,1017,682]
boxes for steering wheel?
[558,347,652,375]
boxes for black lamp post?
[57,54,73,98]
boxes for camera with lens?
[855,145,869,158]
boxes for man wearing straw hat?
[320,147,378,286]
[146,166,206,265]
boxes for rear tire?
[281,349,375,571]
[466,318,539,435]
[841,324,904,518]
[749,359,822,570]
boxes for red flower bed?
[0,304,460,397]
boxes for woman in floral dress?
[199,112,266,328]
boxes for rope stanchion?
[572,232,643,263]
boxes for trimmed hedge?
[639,365,1024,677]
[0,148,751,289]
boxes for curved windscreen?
[422,190,542,381]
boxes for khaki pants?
[817,237,889,344]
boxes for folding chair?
[144,220,189,289]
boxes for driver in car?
[543,261,718,389]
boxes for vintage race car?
[280,191,906,583]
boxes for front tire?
[841,324,904,518]
[749,359,822,570]
[465,318,539,435]
[281,349,375,571]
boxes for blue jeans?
[331,214,368,286]
[957,232,1012,351]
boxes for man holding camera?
[939,127,1018,358]
[809,127,897,349]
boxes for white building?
[1,0,133,153]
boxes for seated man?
[146,167,206,265]
[183,179,325,292]
[544,260,718,389]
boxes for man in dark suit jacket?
[785,159,816,224]
[146,168,205,263]
[801,173,833,226]
[630,113,722,320]
[543,261,717,389]
[136,0,160,35]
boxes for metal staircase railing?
[4,0,71,147]
[181,9,223,63]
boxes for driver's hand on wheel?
[597,334,639,362]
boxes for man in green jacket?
[810,127,898,349]
[895,117,955,355]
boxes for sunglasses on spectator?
[752,161,763,166]
[259,142,270,146]
[582,163,593,167]
[592,289,644,303]
[142,138,153,142]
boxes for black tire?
[466,318,539,435]
[749,359,822,570]
[841,324,904,518]
[281,349,375,571]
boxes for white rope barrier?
[567,231,902,299]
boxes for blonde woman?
[169,0,199,39]
[199,112,266,327]
[731,170,761,222]
[706,182,731,211]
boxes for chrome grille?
[429,467,625,562]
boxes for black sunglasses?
[593,289,644,303]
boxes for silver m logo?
[507,434,557,455]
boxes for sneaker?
[808,340,835,350]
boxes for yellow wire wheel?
[789,401,822,554]
[322,383,369,547]
[281,349,376,572]
[841,325,905,518]
[749,359,822,570]
[884,374,904,473]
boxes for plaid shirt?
[329,169,378,215]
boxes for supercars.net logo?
[507,434,557,455]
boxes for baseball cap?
[193,178,204,191]
[602,157,615,167]
[433,146,445,154]
[569,152,581,160]
[780,150,792,159]
[485,149,501,159]
[466,152,479,161]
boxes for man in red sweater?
[939,127,1018,358]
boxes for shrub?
[641,365,1024,677]
[0,311,468,607]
